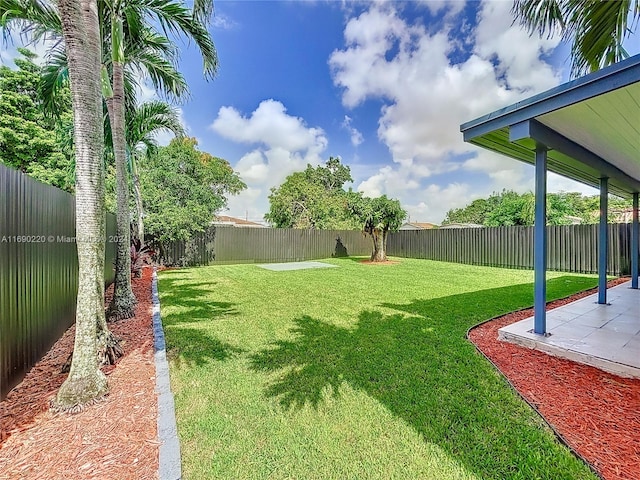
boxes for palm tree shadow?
[158,278,239,326]
[250,276,599,478]
[167,327,243,367]
[158,277,242,366]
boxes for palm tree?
[53,0,108,411]
[126,100,185,243]
[513,0,640,76]
[100,0,217,319]
[0,1,186,365]
[2,0,219,319]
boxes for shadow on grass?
[250,276,598,479]
[167,327,243,367]
[158,278,239,327]
[158,276,242,366]
[330,256,370,264]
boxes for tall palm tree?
[100,0,217,320]
[0,1,184,364]
[54,0,108,411]
[1,0,121,385]
[2,0,218,320]
[126,100,185,243]
[513,0,640,76]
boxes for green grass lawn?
[158,257,600,480]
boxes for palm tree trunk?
[106,60,137,320]
[54,0,108,411]
[131,156,145,243]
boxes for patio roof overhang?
[460,54,640,198]
[460,53,640,338]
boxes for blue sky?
[2,1,640,224]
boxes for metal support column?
[534,146,547,334]
[632,192,639,289]
[598,177,609,304]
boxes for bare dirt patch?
[468,277,640,480]
[0,268,158,480]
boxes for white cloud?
[342,115,363,146]
[223,186,266,224]
[212,12,238,30]
[211,99,327,154]
[1,35,60,67]
[405,183,476,224]
[329,1,566,222]
[210,99,328,221]
[419,0,466,17]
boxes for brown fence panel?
[387,225,629,275]
[1,164,116,400]
[162,223,632,275]
[160,227,373,266]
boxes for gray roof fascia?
[510,120,640,193]
[460,54,640,142]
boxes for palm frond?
[513,0,639,77]
[126,100,185,153]
[0,0,61,40]
[130,49,189,101]
[128,0,218,79]
[39,42,70,117]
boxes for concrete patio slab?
[499,281,640,379]
[257,261,338,271]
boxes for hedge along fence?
[160,223,634,276]
[386,224,634,276]
[159,226,373,266]
[1,163,117,400]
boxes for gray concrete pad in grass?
[257,261,338,271]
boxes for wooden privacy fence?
[161,223,634,276]
[387,224,633,275]
[1,163,117,400]
[159,227,372,266]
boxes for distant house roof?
[399,222,438,230]
[213,215,267,228]
[439,223,484,229]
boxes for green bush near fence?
[159,258,599,480]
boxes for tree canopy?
[266,157,406,261]
[348,193,406,261]
[265,157,361,230]
[140,137,246,242]
[443,190,633,226]
[0,48,74,192]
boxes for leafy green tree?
[348,193,407,262]
[126,101,185,243]
[513,0,639,76]
[445,190,633,227]
[485,191,535,226]
[0,48,74,191]
[265,157,361,229]
[443,198,492,225]
[140,137,245,242]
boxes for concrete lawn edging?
[152,269,182,480]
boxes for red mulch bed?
[0,268,158,480]
[468,278,640,480]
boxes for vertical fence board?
[161,223,631,278]
[1,164,116,400]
